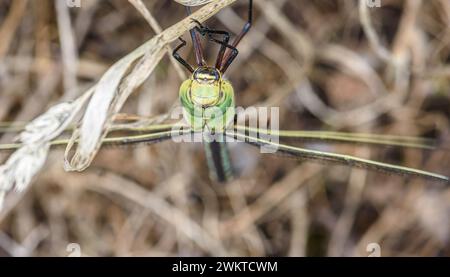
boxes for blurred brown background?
[0,0,449,256]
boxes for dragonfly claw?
[191,19,209,36]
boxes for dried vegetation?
[0,0,449,256]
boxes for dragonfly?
[0,0,448,184]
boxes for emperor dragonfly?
[0,0,448,202]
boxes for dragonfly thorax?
[179,67,235,132]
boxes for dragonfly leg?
[221,0,253,68]
[219,44,238,73]
[192,20,232,70]
[186,6,206,67]
[173,37,195,73]
[233,0,253,48]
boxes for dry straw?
[0,96,87,208]
[0,0,237,210]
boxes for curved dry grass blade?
[227,132,449,183]
[90,170,226,255]
[0,95,91,210]
[129,0,186,81]
[0,87,93,141]
[173,0,214,6]
[235,126,437,150]
[18,100,85,144]
[358,0,392,62]
[0,144,49,209]
[0,94,90,140]
[65,0,238,171]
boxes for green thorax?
[179,67,235,133]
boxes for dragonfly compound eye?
[188,67,223,107]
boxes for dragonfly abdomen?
[204,140,233,183]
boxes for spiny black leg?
[214,30,230,69]
[222,0,253,68]
[196,27,239,73]
[173,37,194,73]
[220,45,238,73]
[186,7,205,66]
[200,34,238,73]
[232,0,253,48]
[192,20,231,69]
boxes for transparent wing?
[235,126,437,150]
[0,127,191,151]
[0,114,185,134]
[2,119,438,150]
[227,131,449,183]
[0,113,190,152]
[0,122,27,133]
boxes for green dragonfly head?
[179,67,235,133]
[190,67,222,106]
